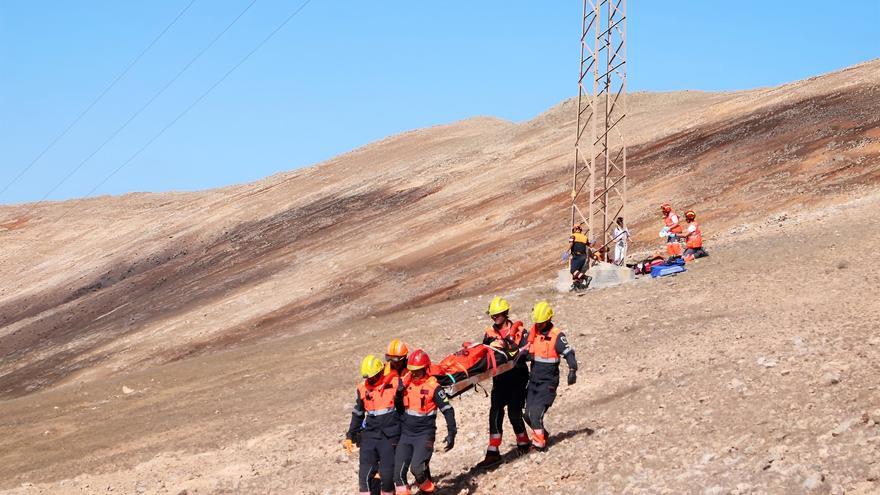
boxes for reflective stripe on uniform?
[405,409,437,417]
[488,433,502,450]
[366,407,395,416]
[560,347,573,356]
[352,408,365,416]
[439,404,452,413]
[533,356,560,363]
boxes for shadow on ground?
[438,425,596,493]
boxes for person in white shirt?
[611,216,630,266]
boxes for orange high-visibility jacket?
[403,376,442,416]
[664,212,683,234]
[384,363,411,384]
[528,326,562,364]
[357,375,401,414]
[484,320,525,348]
[685,221,703,249]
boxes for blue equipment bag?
[651,264,686,278]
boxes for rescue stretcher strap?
[442,361,516,397]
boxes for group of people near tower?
[344,298,577,495]
[566,203,707,289]
[659,203,707,261]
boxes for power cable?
[84,0,313,198]
[3,0,312,244]
[32,0,259,204]
[0,0,197,200]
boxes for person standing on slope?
[567,224,591,291]
[612,216,631,266]
[346,355,405,495]
[524,301,578,452]
[393,349,456,494]
[661,203,684,258]
[475,296,531,468]
[679,210,708,261]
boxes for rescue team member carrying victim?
[525,301,578,451]
[393,350,456,495]
[475,296,531,468]
[384,339,436,490]
[661,203,683,257]
[568,223,590,291]
[346,355,404,495]
[679,210,708,261]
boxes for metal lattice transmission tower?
[571,0,627,249]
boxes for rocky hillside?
[0,60,879,494]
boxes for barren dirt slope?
[1,60,880,494]
[1,60,878,401]
[1,180,879,494]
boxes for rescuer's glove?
[443,432,456,452]
[567,369,577,386]
[343,438,355,453]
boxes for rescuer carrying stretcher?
[393,349,456,494]
[475,296,531,468]
[346,355,405,495]
[525,301,578,451]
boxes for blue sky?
[1,1,878,205]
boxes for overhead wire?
[28,0,260,205]
[0,0,197,200]
[2,0,314,239]
[83,0,314,199]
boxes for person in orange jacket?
[661,203,684,257]
[385,339,439,489]
[679,210,708,261]
[346,355,405,495]
[350,339,409,493]
[475,296,531,468]
[393,349,456,494]
[524,301,578,452]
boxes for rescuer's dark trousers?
[489,373,528,436]
[524,377,558,432]
[569,255,587,277]
[684,247,708,259]
[393,433,434,487]
[359,432,397,493]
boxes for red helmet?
[407,349,431,371]
[661,203,672,214]
[685,210,696,220]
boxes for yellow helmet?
[487,296,511,316]
[532,301,554,324]
[360,354,384,378]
